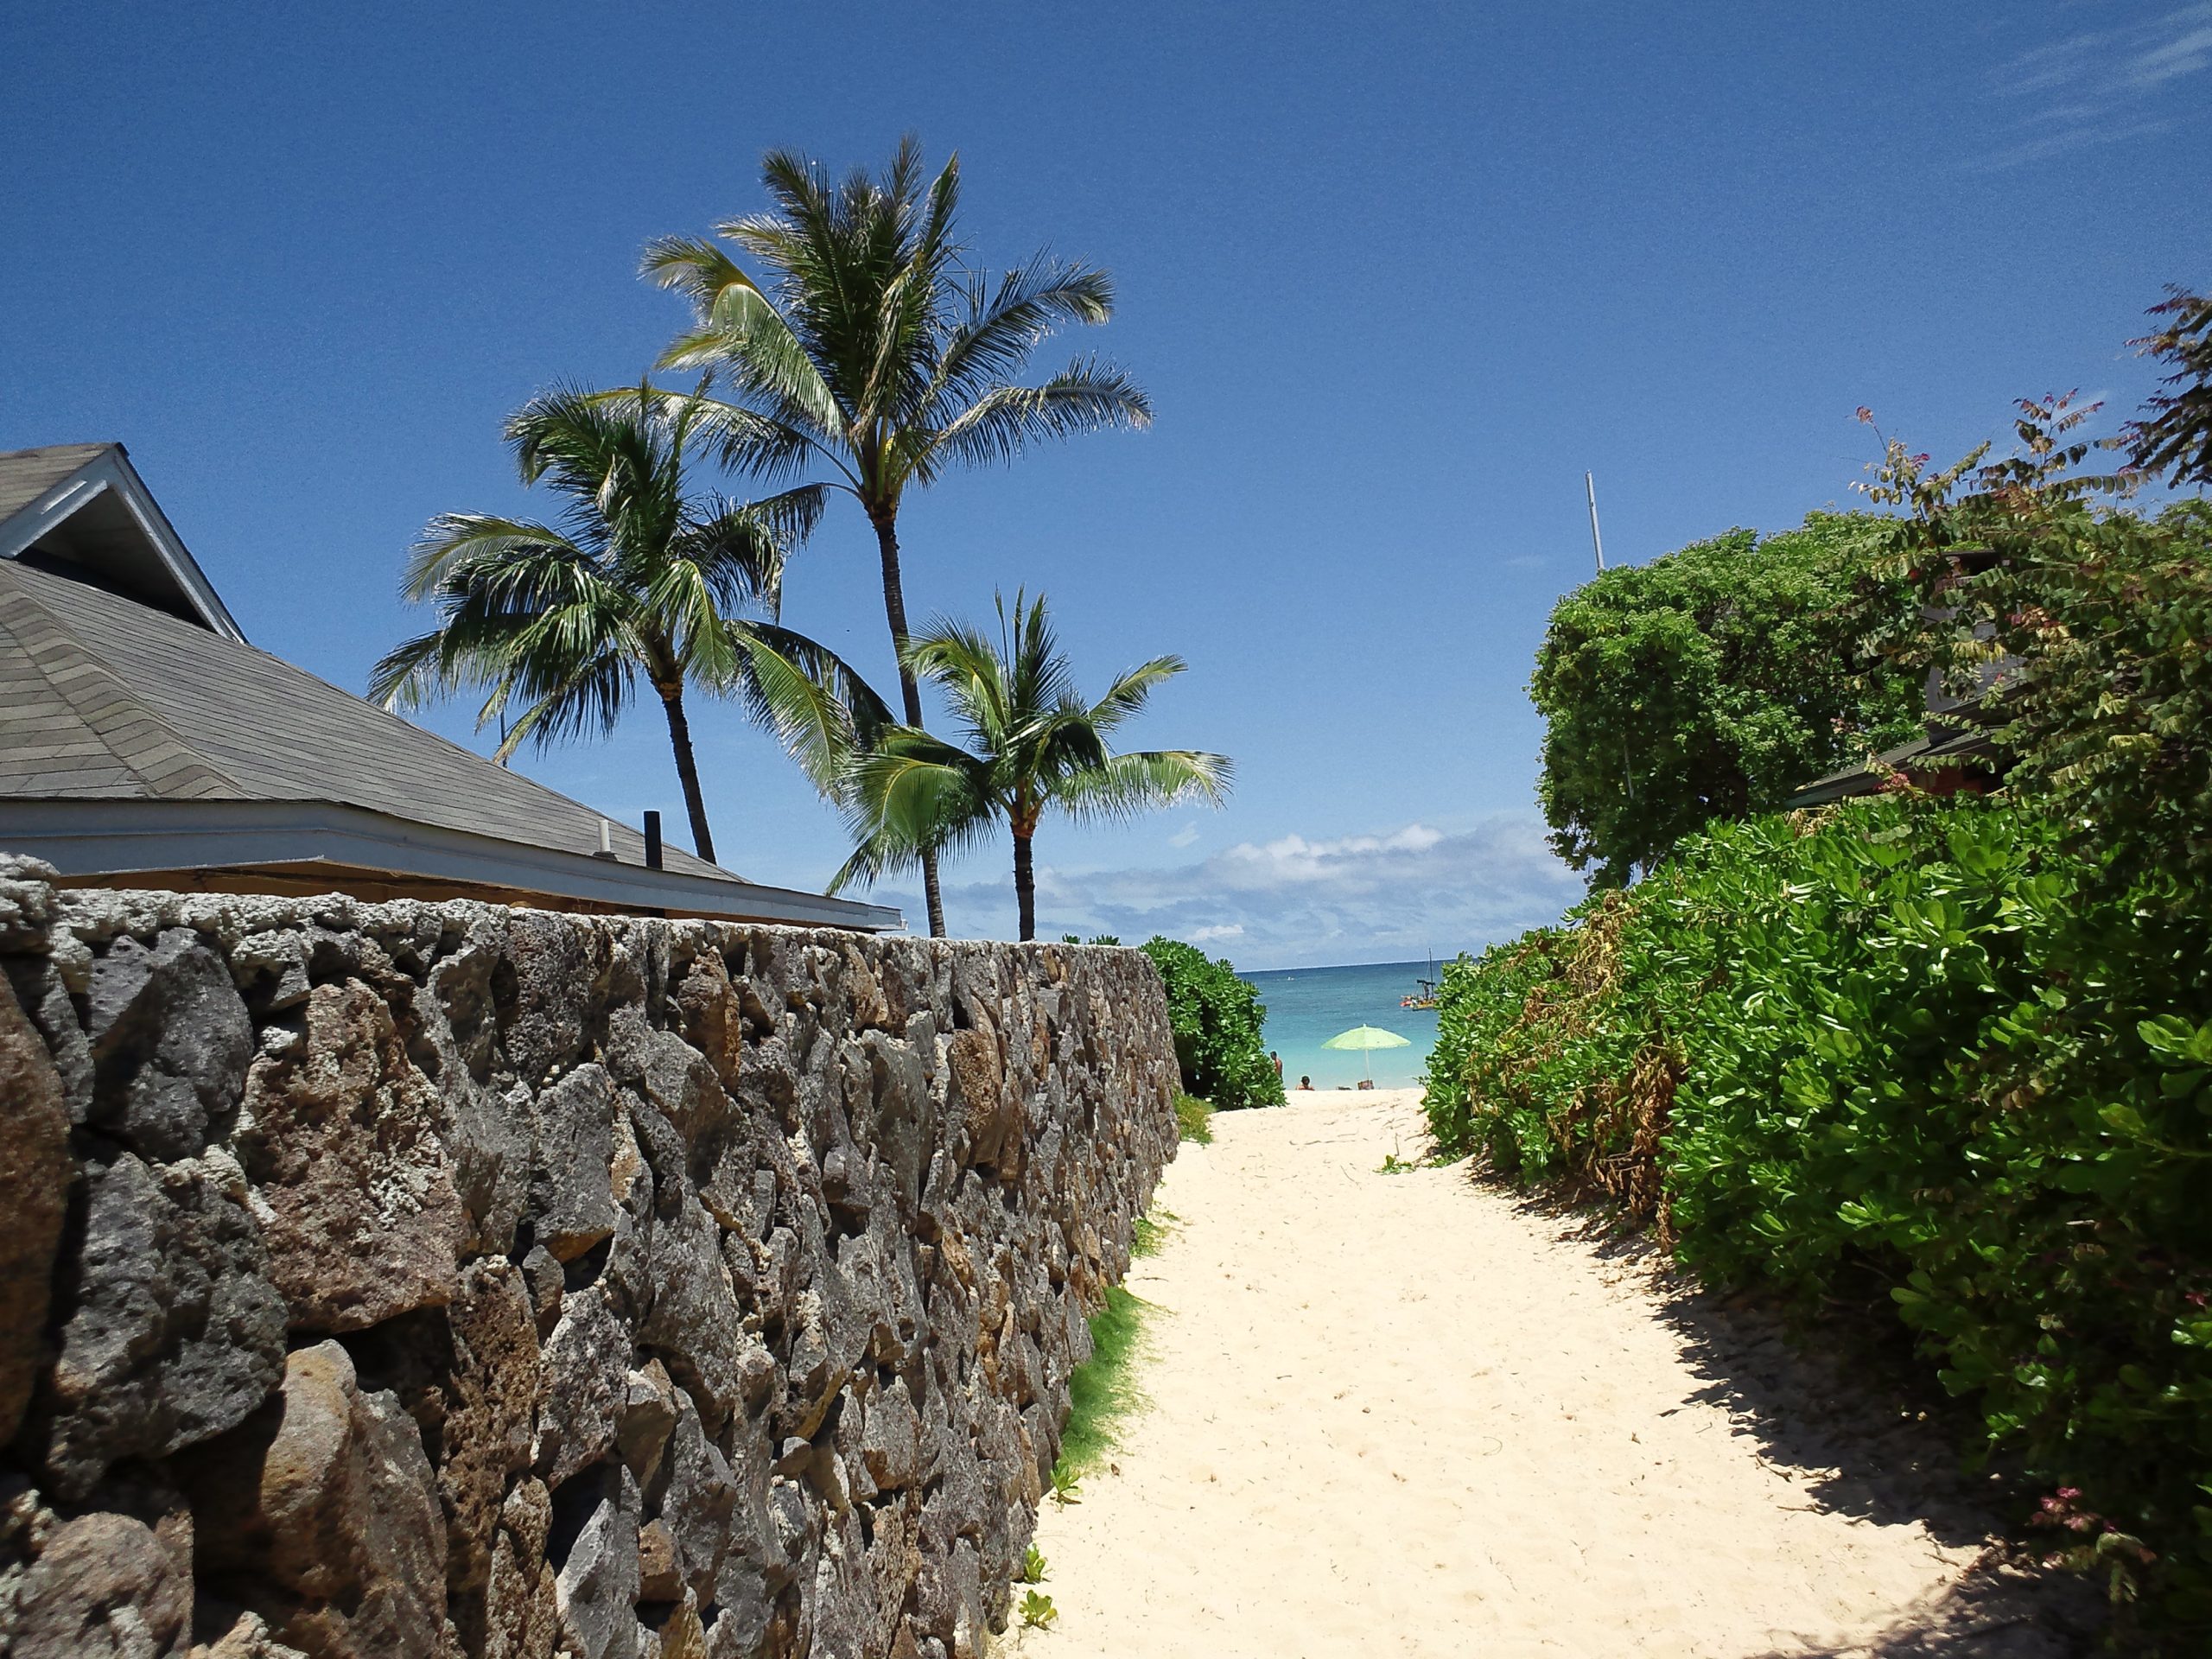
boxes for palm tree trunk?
[870,508,948,938]
[1013,828,1037,943]
[657,685,716,865]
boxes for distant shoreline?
[1239,957,1449,979]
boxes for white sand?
[1004,1090,1985,1658]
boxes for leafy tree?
[1860,394,2212,906]
[370,384,861,864]
[813,591,1229,942]
[2125,284,2212,488]
[1530,513,1922,886]
[1140,938,1284,1109]
[638,137,1151,935]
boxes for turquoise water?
[1241,960,1445,1092]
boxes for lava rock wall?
[0,858,1178,1659]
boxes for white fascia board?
[3,798,903,931]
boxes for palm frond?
[916,359,1152,481]
[1087,654,1187,733]
[831,734,999,892]
[639,234,753,319]
[369,627,468,711]
[383,385,821,770]
[734,626,896,796]
[1055,749,1234,824]
[400,514,587,601]
[925,257,1116,417]
[493,647,639,758]
[905,613,1014,747]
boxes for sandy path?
[1004,1090,1987,1659]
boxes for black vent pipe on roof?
[644,810,663,870]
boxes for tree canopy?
[1861,393,2212,908]
[807,590,1230,941]
[1530,512,1923,886]
[369,384,849,863]
[637,137,1151,933]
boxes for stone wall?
[0,857,1179,1659]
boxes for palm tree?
[779,590,1230,943]
[637,137,1151,935]
[369,383,867,866]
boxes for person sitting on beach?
[1297,1076,1313,1090]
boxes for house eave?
[2,798,900,931]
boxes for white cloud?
[872,813,1586,969]
[1979,3,2210,168]
[1167,822,1200,849]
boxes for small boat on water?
[1401,950,1440,1009]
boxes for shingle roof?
[0,442,894,929]
[1787,726,2000,808]
[0,444,112,521]
[0,557,731,880]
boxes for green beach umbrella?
[1320,1023,1411,1084]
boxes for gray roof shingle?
[0,559,742,880]
[0,444,112,522]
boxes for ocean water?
[1240,960,1446,1092]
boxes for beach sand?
[1003,1089,2005,1658]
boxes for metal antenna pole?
[1585,472,1637,808]
[1585,471,1606,573]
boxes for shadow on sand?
[1490,1179,2111,1657]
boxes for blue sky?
[5,3,2207,968]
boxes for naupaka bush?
[1423,796,2212,1635]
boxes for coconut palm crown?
[793,589,1230,942]
[638,136,1152,934]
[369,383,867,866]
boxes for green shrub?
[1531,512,1922,885]
[1425,796,2212,1635]
[1140,938,1285,1109]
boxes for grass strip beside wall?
[1054,1286,1151,1484]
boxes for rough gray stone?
[0,972,73,1445]
[499,912,600,1083]
[552,1465,641,1659]
[0,852,61,938]
[536,1285,629,1491]
[234,977,466,1332]
[659,1394,735,1607]
[193,1610,311,1658]
[635,1187,747,1425]
[3,1510,192,1659]
[3,955,92,1122]
[43,1150,287,1499]
[440,1260,540,1601]
[614,1362,676,1489]
[531,1064,620,1262]
[607,1010,731,1144]
[3,893,1179,1659]
[417,943,532,1255]
[181,1340,449,1659]
[485,1477,560,1659]
[84,927,254,1160]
